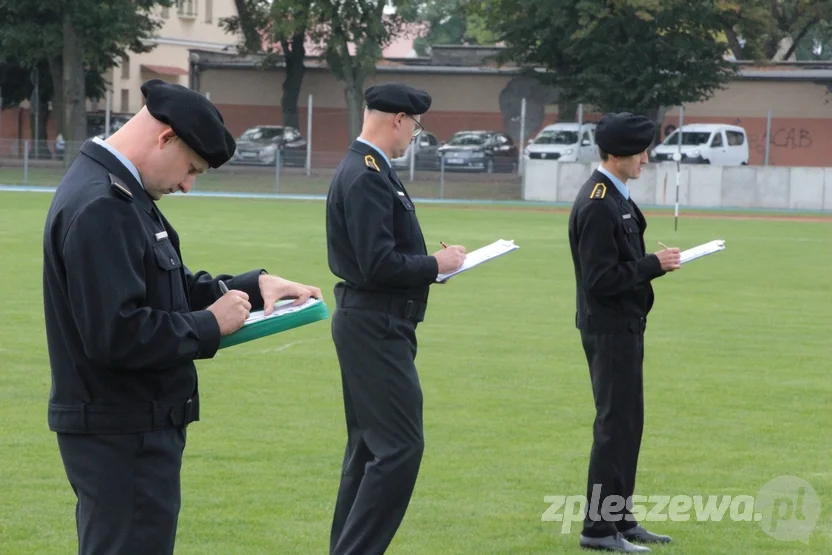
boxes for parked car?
[391,131,441,170]
[231,125,307,167]
[651,124,749,165]
[55,112,133,159]
[524,122,599,162]
[437,130,519,173]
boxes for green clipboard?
[217,298,330,349]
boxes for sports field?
[1,190,831,554]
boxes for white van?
[524,122,599,162]
[651,124,749,165]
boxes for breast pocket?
[394,192,426,250]
[152,240,188,310]
[621,218,643,257]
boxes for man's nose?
[179,175,196,193]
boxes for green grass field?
[1,191,831,554]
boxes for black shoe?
[621,525,672,544]
[579,533,651,552]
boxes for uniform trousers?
[579,330,645,538]
[329,304,424,555]
[56,427,187,555]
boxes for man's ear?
[157,127,177,149]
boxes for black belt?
[579,315,646,334]
[334,284,427,322]
[48,395,199,434]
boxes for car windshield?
[447,133,489,146]
[662,131,712,146]
[534,130,579,145]
[241,128,283,140]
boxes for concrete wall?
[522,160,832,211]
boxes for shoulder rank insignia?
[590,182,606,200]
[364,154,380,172]
[108,173,133,202]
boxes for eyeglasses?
[408,115,424,138]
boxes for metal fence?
[0,137,524,201]
[0,103,827,202]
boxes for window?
[121,89,129,112]
[711,132,723,147]
[120,56,130,79]
[205,0,212,23]
[726,131,745,146]
[581,131,591,145]
[283,127,300,141]
[177,0,197,17]
[534,130,578,145]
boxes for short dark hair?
[599,149,610,161]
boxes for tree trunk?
[344,76,364,142]
[557,89,578,121]
[49,55,64,138]
[29,94,50,159]
[28,69,49,159]
[643,106,667,145]
[281,33,306,129]
[63,12,86,165]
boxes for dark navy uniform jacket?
[326,140,438,304]
[42,141,266,434]
[568,170,666,334]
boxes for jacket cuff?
[639,254,666,280]
[226,269,267,310]
[423,255,440,284]
[186,309,222,359]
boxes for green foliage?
[397,0,498,57]
[719,0,832,60]
[794,21,832,60]
[472,0,737,116]
[0,0,171,75]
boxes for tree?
[471,0,738,135]
[794,21,832,60]
[719,0,832,61]
[396,0,497,57]
[0,0,172,161]
[222,0,310,129]
[308,1,420,141]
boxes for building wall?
[108,0,239,114]
[202,67,832,167]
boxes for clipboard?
[217,297,330,349]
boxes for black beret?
[364,82,432,115]
[141,79,236,168]
[595,112,656,157]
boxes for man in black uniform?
[42,79,322,555]
[325,82,466,555]
[567,112,681,553]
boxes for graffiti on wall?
[732,118,813,165]
[660,119,815,166]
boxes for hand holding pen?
[433,241,466,274]
[655,241,682,272]
[207,279,252,336]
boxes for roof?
[141,64,189,76]
[674,123,747,132]
[187,49,832,82]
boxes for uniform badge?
[108,173,133,202]
[622,214,632,219]
[364,154,380,172]
[590,182,606,199]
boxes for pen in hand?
[657,241,670,250]
[440,242,449,249]
[218,280,229,294]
